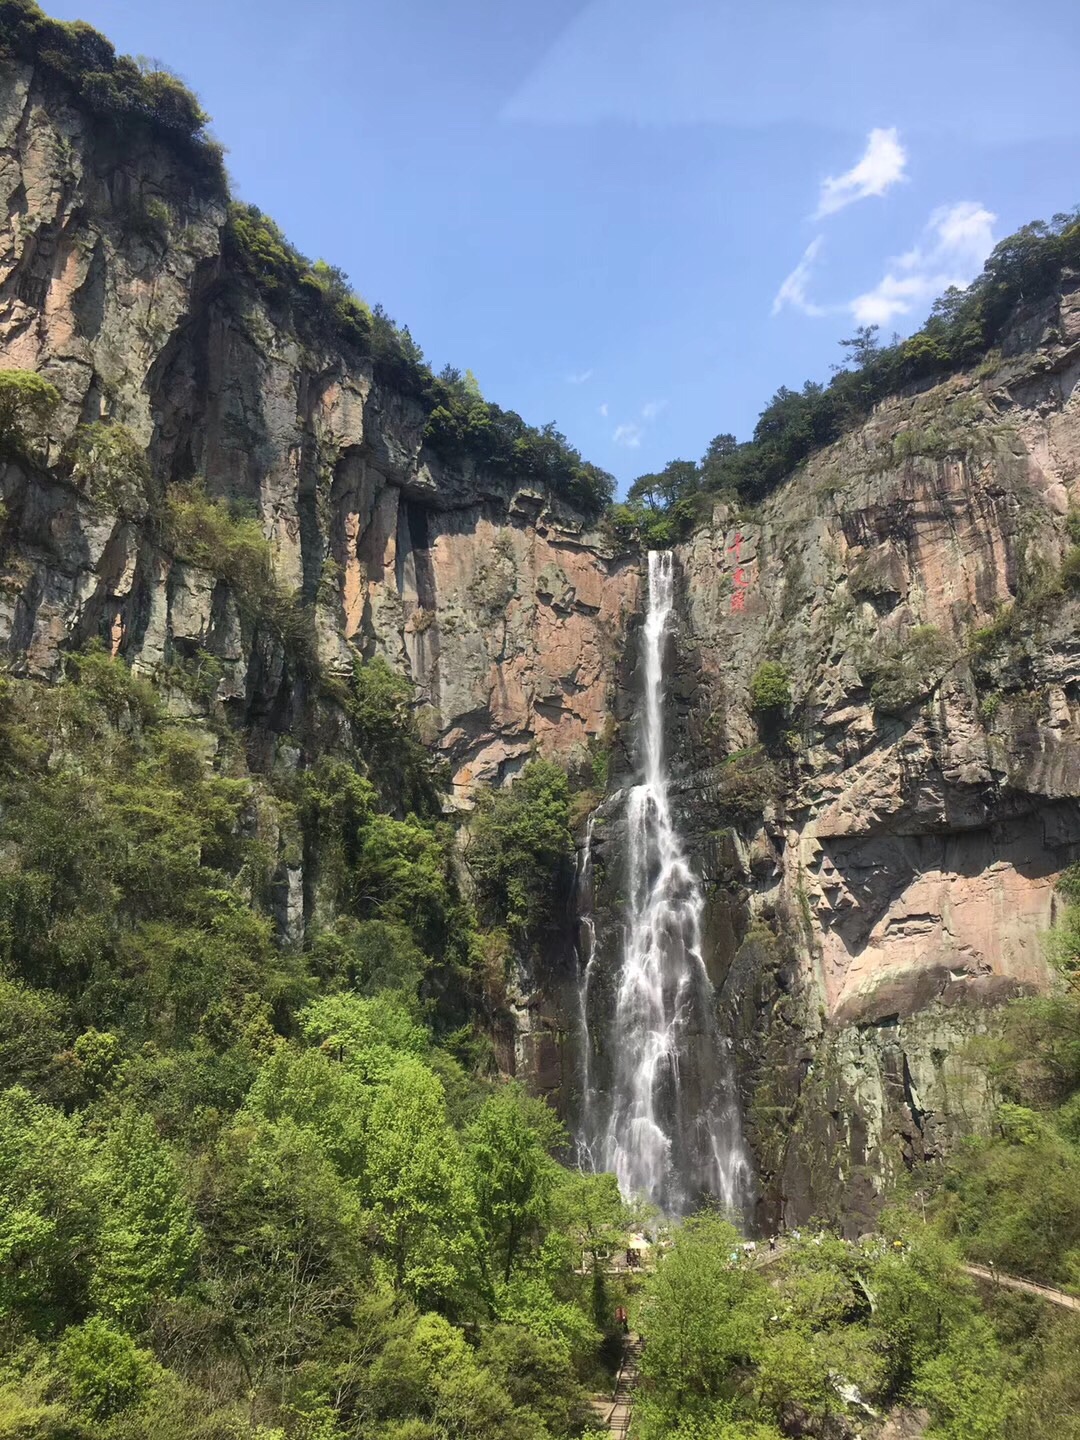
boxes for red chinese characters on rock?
[727,533,751,613]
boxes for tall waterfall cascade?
[576,550,753,1216]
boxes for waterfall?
[586,550,753,1217]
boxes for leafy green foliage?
[748,662,791,713]
[161,482,277,607]
[468,1085,564,1282]
[364,1057,480,1306]
[930,878,1080,1308]
[424,370,615,517]
[467,760,575,942]
[341,655,438,812]
[0,368,60,460]
[90,1109,200,1323]
[636,1216,1016,1440]
[0,1086,97,1331]
[636,1213,768,1433]
[713,747,783,822]
[0,647,617,1436]
[0,0,224,183]
[55,1316,159,1420]
[158,481,320,674]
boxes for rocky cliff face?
[0,55,638,805]
[654,279,1080,1227]
[4,49,1080,1229]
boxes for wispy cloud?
[641,399,667,420]
[598,402,609,418]
[772,236,826,317]
[814,127,907,219]
[565,368,593,384]
[613,423,643,449]
[851,201,996,326]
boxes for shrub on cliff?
[714,745,783,820]
[467,760,575,942]
[424,371,615,517]
[70,421,150,515]
[748,661,792,713]
[0,368,60,461]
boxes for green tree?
[90,1109,200,1323]
[364,1058,480,1305]
[299,991,426,1084]
[636,1213,768,1430]
[748,661,791,713]
[468,1085,564,1281]
[837,324,881,369]
[54,1316,159,1421]
[913,1322,1012,1440]
[467,760,574,941]
[0,1087,97,1330]
[199,1115,367,1391]
[246,1043,371,1179]
[0,369,60,459]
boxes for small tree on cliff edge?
[0,370,60,461]
[749,661,792,714]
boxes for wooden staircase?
[590,1334,642,1437]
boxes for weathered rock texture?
[4,50,1080,1227]
[0,55,638,803]
[656,277,1080,1227]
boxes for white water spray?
[588,550,753,1215]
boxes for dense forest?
[0,642,640,1439]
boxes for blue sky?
[47,0,1080,491]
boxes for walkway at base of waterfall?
[590,1334,641,1437]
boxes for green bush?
[861,623,953,712]
[0,368,60,459]
[748,661,791,713]
[1060,545,1080,591]
[55,1317,158,1419]
[161,482,275,602]
[468,760,574,941]
[424,372,615,517]
[714,745,782,820]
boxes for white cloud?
[613,423,643,448]
[598,402,609,418]
[851,201,996,326]
[814,127,907,218]
[771,236,826,317]
[566,368,593,384]
[641,399,666,420]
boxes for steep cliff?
[4,34,1080,1235]
[0,51,638,805]
[652,278,1080,1227]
